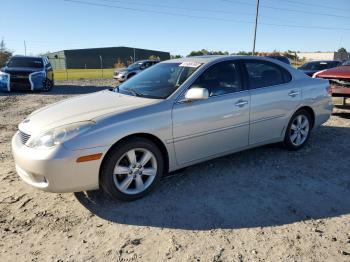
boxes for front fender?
[29,71,46,91]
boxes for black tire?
[100,137,164,201]
[42,78,54,92]
[283,109,312,151]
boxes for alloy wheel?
[289,115,310,146]
[113,148,157,195]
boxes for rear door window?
[244,60,292,89]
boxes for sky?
[1,0,349,56]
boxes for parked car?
[313,61,350,105]
[298,60,341,77]
[12,56,332,201]
[0,56,54,92]
[113,60,159,82]
[266,55,291,65]
[342,60,350,66]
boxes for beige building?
[297,51,349,61]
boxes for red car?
[314,60,350,104]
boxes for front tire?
[284,109,312,150]
[100,137,164,201]
[42,78,54,92]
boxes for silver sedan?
[12,56,333,201]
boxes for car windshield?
[7,57,43,68]
[116,62,202,99]
[342,60,350,66]
[127,62,143,70]
[300,61,334,70]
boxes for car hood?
[4,67,43,74]
[316,66,350,79]
[19,90,159,135]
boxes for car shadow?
[0,85,113,96]
[75,125,350,230]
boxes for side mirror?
[184,87,209,102]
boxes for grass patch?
[54,69,115,80]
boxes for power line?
[221,0,350,19]
[99,0,288,22]
[272,0,350,13]
[63,0,350,31]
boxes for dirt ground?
[0,80,350,262]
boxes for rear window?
[8,57,43,68]
[300,61,337,70]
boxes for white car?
[12,56,332,201]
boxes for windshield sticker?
[179,62,202,68]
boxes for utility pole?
[24,40,26,55]
[133,48,136,63]
[99,55,103,78]
[252,0,260,56]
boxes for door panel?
[172,92,250,165]
[249,84,301,144]
[243,59,301,145]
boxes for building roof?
[49,46,169,54]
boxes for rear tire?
[100,137,164,201]
[284,109,312,150]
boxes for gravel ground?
[0,80,350,262]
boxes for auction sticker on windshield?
[179,62,202,68]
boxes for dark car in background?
[0,56,54,92]
[266,55,291,65]
[342,60,350,66]
[114,60,159,82]
[298,60,341,77]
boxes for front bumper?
[113,73,126,81]
[11,131,109,193]
[0,72,46,92]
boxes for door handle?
[288,90,299,97]
[235,100,248,107]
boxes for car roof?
[164,55,290,65]
[11,55,44,60]
[135,60,159,63]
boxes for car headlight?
[26,121,95,149]
[0,71,9,82]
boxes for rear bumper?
[11,131,109,193]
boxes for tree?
[0,39,12,67]
[187,49,229,57]
[37,51,51,57]
[338,47,347,54]
[235,51,253,56]
[337,47,348,61]
[171,54,183,59]
[149,55,160,61]
[114,58,126,68]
